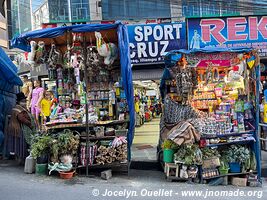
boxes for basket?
[202,157,220,169]
[219,168,229,175]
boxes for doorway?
[131,80,162,161]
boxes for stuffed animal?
[95,32,118,66]
[28,41,37,64]
[35,41,46,63]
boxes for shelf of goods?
[11,22,135,177]
[162,48,262,185]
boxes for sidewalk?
[0,163,266,200]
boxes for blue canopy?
[0,47,23,91]
[12,22,135,146]
[166,46,253,57]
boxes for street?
[0,163,266,200]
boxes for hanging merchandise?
[95,32,118,66]
[160,48,261,186]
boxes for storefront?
[160,47,262,186]
[12,22,135,176]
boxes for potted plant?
[221,145,250,173]
[31,135,53,175]
[219,160,229,175]
[162,139,178,163]
[174,144,202,166]
[48,130,79,178]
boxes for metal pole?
[255,64,262,182]
[82,36,89,176]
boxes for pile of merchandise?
[160,50,261,186]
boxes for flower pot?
[219,168,229,175]
[163,149,174,163]
[229,162,241,173]
[59,171,75,179]
[35,163,47,175]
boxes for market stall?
[12,22,135,176]
[159,47,261,186]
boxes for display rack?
[12,23,135,176]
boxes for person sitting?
[6,93,37,163]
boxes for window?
[48,0,69,22]
[70,0,89,21]
[102,0,171,20]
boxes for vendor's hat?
[16,92,26,102]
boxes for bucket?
[229,162,241,173]
[163,149,174,163]
[219,168,229,175]
[35,163,47,175]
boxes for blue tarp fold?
[0,47,23,88]
[11,22,135,146]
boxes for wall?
[89,0,102,21]
[32,1,49,30]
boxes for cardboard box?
[231,177,247,187]
[202,157,220,169]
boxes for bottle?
[24,154,36,174]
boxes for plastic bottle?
[24,155,36,174]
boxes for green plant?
[57,129,80,156]
[162,139,178,150]
[219,160,229,170]
[202,147,220,160]
[174,144,202,165]
[31,135,53,159]
[221,145,250,164]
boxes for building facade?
[33,0,91,29]
[7,0,32,40]
[0,9,8,49]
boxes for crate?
[231,177,247,187]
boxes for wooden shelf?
[88,90,110,92]
[77,162,128,169]
[80,135,117,140]
[192,98,217,101]
[88,98,109,101]
[206,139,255,147]
[201,130,255,139]
[203,172,254,180]
[45,120,129,130]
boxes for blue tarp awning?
[0,47,23,91]
[11,22,135,146]
[166,46,253,56]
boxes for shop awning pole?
[82,37,90,177]
[255,64,262,182]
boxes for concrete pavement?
[0,163,266,200]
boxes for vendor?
[6,93,37,162]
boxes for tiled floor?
[131,118,160,161]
